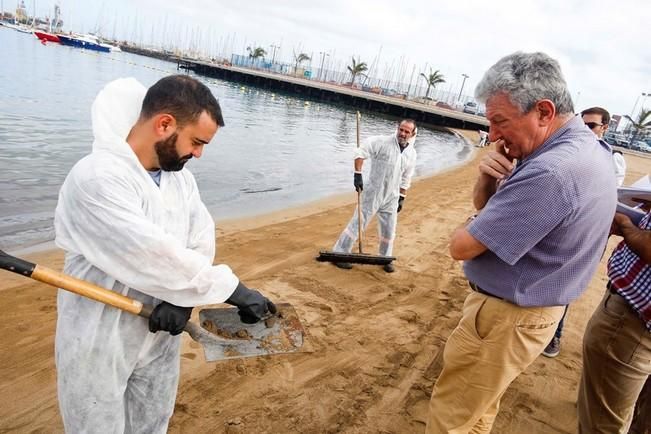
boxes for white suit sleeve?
[55,173,239,307]
[354,137,378,160]
[400,151,417,191]
[185,172,218,260]
[612,153,626,187]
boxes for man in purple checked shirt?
[425,52,617,433]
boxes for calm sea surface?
[0,29,472,252]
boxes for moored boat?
[2,22,33,33]
[58,34,111,53]
[34,30,60,43]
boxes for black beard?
[154,133,192,172]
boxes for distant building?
[0,12,15,22]
[15,0,28,23]
[609,114,622,132]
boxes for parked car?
[463,101,478,115]
[631,141,651,152]
[606,132,631,147]
[435,101,454,110]
[414,96,435,105]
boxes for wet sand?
[0,133,649,433]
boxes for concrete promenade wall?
[178,58,490,131]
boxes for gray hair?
[475,52,574,115]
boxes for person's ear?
[154,114,176,136]
[535,100,556,126]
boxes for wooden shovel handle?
[32,265,146,316]
[0,249,146,317]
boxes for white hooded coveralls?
[54,78,239,433]
[333,133,417,256]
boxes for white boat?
[2,22,33,33]
[59,33,121,53]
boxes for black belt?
[468,282,503,300]
[607,281,617,294]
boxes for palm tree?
[246,46,267,60]
[419,68,446,99]
[624,108,651,142]
[293,52,311,74]
[347,57,368,86]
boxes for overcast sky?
[23,0,651,119]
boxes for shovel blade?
[197,303,304,361]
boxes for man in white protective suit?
[54,75,276,433]
[332,119,417,273]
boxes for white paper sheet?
[616,202,646,225]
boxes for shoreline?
[7,128,477,258]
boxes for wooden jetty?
[177,58,489,130]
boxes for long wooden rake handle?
[356,111,363,254]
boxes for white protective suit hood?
[91,77,146,156]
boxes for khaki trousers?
[630,378,651,434]
[578,291,651,434]
[426,291,564,434]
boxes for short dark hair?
[400,118,418,133]
[140,75,225,127]
[581,106,610,125]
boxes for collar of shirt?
[506,115,600,183]
[394,135,409,153]
[521,115,579,163]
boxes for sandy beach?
[0,132,649,433]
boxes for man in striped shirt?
[578,209,651,433]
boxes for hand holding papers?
[617,175,651,225]
[616,202,646,225]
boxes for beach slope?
[0,138,648,433]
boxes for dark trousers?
[553,305,569,339]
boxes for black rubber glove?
[354,172,363,192]
[226,282,277,324]
[149,302,193,336]
[397,195,405,213]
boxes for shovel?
[0,249,305,361]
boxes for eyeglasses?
[585,122,603,130]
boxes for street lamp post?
[318,51,329,81]
[270,44,280,65]
[629,92,649,119]
[457,74,469,102]
[636,92,649,119]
